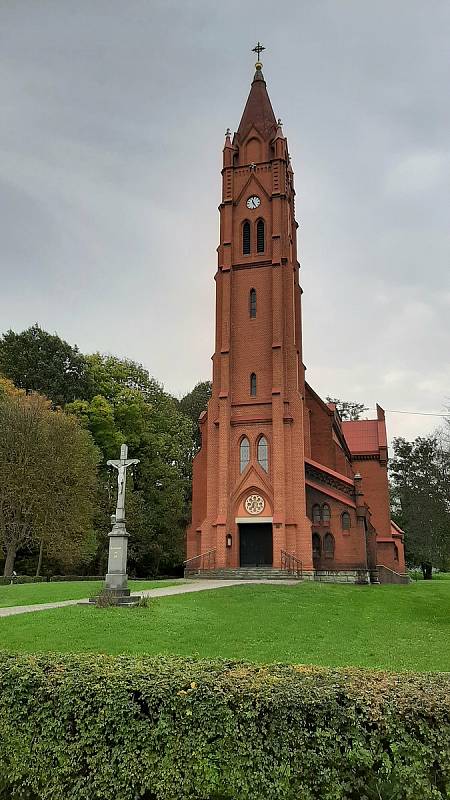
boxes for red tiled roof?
[305,478,356,509]
[342,419,381,455]
[304,456,354,486]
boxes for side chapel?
[186,50,406,583]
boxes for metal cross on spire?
[252,41,265,61]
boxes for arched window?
[249,288,257,319]
[312,504,321,524]
[322,504,331,524]
[250,373,257,397]
[324,532,335,558]
[257,436,269,472]
[243,221,251,255]
[240,437,250,473]
[342,512,351,530]
[312,533,321,560]
[394,544,399,562]
[256,219,265,253]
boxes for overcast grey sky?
[1,0,449,442]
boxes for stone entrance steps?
[186,568,301,581]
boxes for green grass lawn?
[0,579,181,607]
[1,578,450,671]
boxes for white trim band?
[235,517,273,524]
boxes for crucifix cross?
[252,41,265,61]
[107,443,139,522]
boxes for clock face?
[246,195,261,210]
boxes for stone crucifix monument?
[103,443,139,604]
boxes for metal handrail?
[183,548,217,572]
[376,564,410,582]
[281,549,303,578]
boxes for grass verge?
[1,579,449,671]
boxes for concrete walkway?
[0,578,300,618]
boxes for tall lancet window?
[243,221,251,255]
[256,219,265,253]
[249,288,257,318]
[257,436,269,472]
[240,437,250,473]
[250,373,257,397]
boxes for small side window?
[342,512,351,530]
[257,436,269,472]
[249,288,257,319]
[322,504,331,524]
[240,437,250,473]
[250,373,257,397]
[312,504,321,524]
[324,532,335,558]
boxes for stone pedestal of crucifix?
[98,443,140,605]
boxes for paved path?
[0,579,300,618]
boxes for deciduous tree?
[179,381,212,449]
[0,325,92,406]
[0,392,99,576]
[390,435,450,577]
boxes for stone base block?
[88,589,140,607]
[314,569,370,585]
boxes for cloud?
[0,0,448,444]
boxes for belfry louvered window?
[240,437,250,473]
[243,221,251,255]
[250,373,257,396]
[256,219,265,253]
[249,288,257,318]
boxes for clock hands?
[247,195,260,209]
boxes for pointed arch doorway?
[237,519,273,567]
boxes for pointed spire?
[274,118,284,140]
[237,48,277,141]
[223,127,233,167]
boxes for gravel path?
[0,579,300,618]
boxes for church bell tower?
[187,47,313,573]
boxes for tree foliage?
[326,397,369,420]
[0,324,92,406]
[67,354,195,574]
[0,391,99,576]
[390,434,450,576]
[0,329,199,577]
[179,380,212,449]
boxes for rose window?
[245,494,265,515]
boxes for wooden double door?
[239,523,273,567]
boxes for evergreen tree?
[326,397,368,421]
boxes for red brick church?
[186,51,406,583]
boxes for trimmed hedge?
[0,653,449,800]
[49,574,104,582]
[0,575,45,586]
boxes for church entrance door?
[239,523,273,567]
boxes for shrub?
[0,653,449,800]
[0,575,45,586]
[49,575,104,582]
